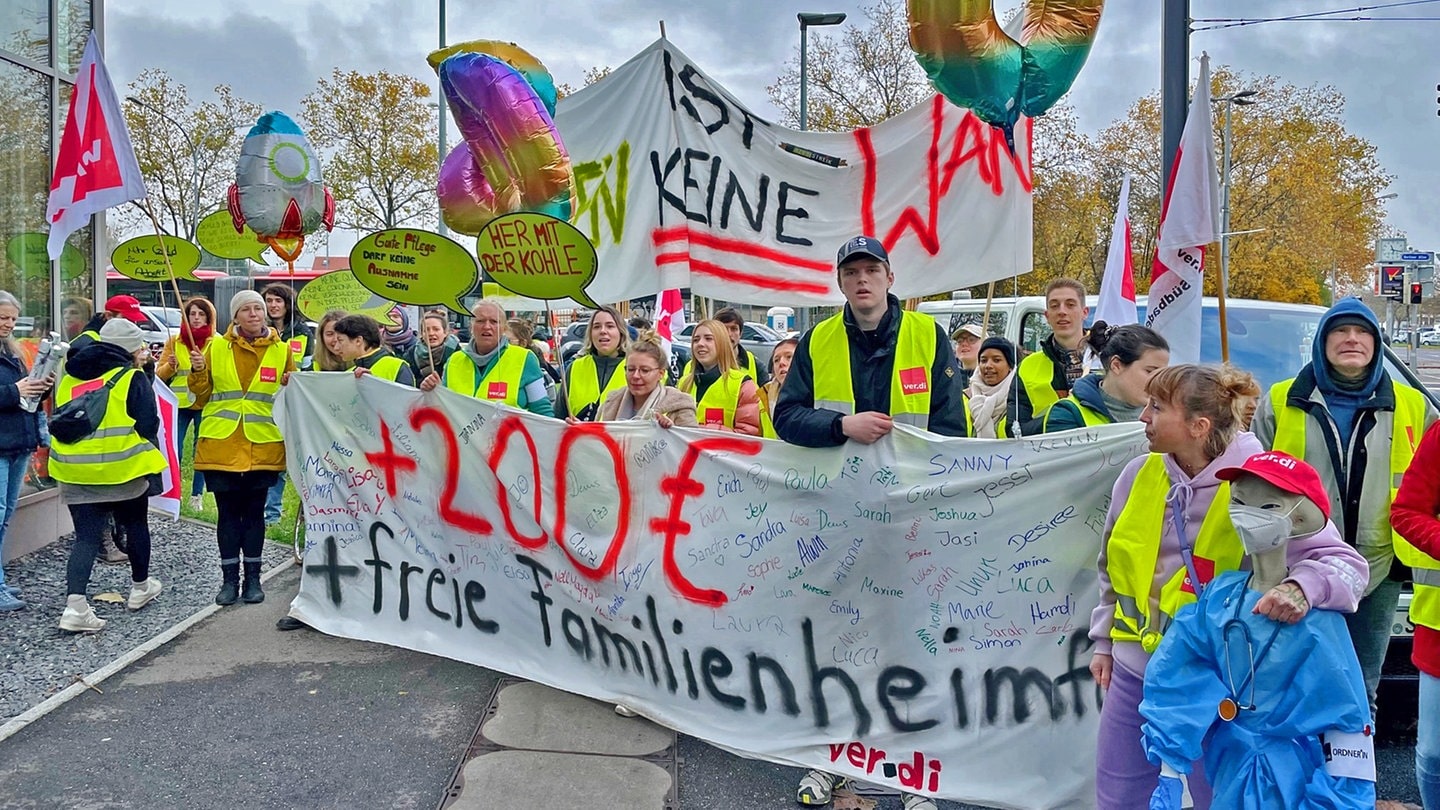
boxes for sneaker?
[796,770,844,806]
[99,535,129,565]
[614,704,638,717]
[127,577,163,611]
[0,590,25,611]
[188,494,203,512]
[1,583,20,596]
[902,794,938,810]
[59,601,106,633]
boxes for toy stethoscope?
[1218,584,1284,721]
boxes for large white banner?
[554,40,1034,307]
[278,375,1149,809]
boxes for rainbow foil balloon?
[908,0,1105,127]
[432,43,574,236]
[227,111,334,262]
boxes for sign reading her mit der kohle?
[476,212,600,308]
[349,228,478,315]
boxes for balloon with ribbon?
[227,110,335,263]
[908,0,1105,128]
[429,41,575,235]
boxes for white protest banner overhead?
[553,39,1034,307]
[277,375,1148,809]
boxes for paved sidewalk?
[0,564,1421,809]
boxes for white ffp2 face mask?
[1228,503,1295,555]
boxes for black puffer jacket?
[0,349,41,456]
[61,342,160,448]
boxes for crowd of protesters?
[3,229,1440,808]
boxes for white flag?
[654,288,686,367]
[1145,54,1221,364]
[45,33,147,260]
[149,378,182,520]
[1093,174,1137,328]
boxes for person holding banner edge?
[778,235,963,810]
[331,314,416,386]
[1014,278,1088,434]
[678,320,768,436]
[419,299,553,416]
[407,309,458,381]
[556,306,629,421]
[1088,364,1366,809]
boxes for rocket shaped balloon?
[227,111,334,263]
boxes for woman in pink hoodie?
[1088,364,1368,809]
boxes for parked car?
[917,293,1436,737]
[672,320,785,372]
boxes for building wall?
[1,0,103,562]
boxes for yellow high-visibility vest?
[445,345,530,406]
[199,338,287,444]
[566,353,627,418]
[1019,351,1062,416]
[168,344,196,408]
[49,368,167,485]
[809,310,936,429]
[688,367,775,437]
[1043,396,1111,430]
[1106,454,1244,652]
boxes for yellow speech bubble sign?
[6,233,86,280]
[349,229,478,315]
[295,271,400,326]
[110,235,203,282]
[476,213,599,308]
[196,210,268,262]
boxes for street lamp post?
[797,12,846,131]
[1213,90,1257,305]
[125,96,229,241]
[1329,192,1397,300]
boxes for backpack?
[49,371,128,444]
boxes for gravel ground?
[0,516,291,725]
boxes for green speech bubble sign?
[295,271,400,327]
[476,212,599,308]
[6,233,86,280]
[349,228,478,315]
[196,210,267,262]
[110,235,203,282]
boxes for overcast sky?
[106,0,1440,262]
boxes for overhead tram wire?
[1193,0,1440,31]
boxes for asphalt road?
[1394,345,1440,392]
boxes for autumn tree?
[766,0,931,131]
[556,66,613,99]
[300,69,438,232]
[122,70,261,241]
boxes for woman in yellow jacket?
[156,296,216,512]
[187,290,296,606]
[677,319,767,436]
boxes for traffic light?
[1412,282,1423,304]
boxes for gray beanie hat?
[230,289,266,320]
[99,318,146,354]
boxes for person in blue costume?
[1141,450,1374,810]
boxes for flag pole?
[140,202,196,349]
[1216,248,1230,362]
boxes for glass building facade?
[2,0,101,548]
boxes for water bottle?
[22,334,66,412]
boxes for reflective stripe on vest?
[199,338,287,443]
[1268,379,1431,570]
[168,345,195,408]
[809,310,936,429]
[1043,397,1111,431]
[445,345,530,405]
[49,368,167,485]
[566,354,627,418]
[1106,455,1243,651]
[1019,352,1062,416]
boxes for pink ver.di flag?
[150,378,181,520]
[1145,54,1221,364]
[45,32,147,260]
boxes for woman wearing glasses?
[583,334,695,428]
[1088,365,1366,809]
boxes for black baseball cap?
[836,235,889,267]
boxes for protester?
[0,290,52,611]
[557,306,629,421]
[188,290,296,606]
[313,309,350,372]
[1090,364,1304,809]
[407,309,458,381]
[709,307,769,385]
[1390,421,1440,809]
[951,322,984,389]
[156,296,217,511]
[777,236,961,810]
[70,294,149,354]
[1043,323,1169,432]
[1252,297,1438,719]
[261,283,313,371]
[593,335,696,428]
[967,336,1016,438]
[380,305,417,358]
[761,337,798,417]
[1015,278,1089,433]
[1141,450,1370,809]
[332,314,416,386]
[678,320,764,436]
[50,319,166,632]
[419,299,554,416]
